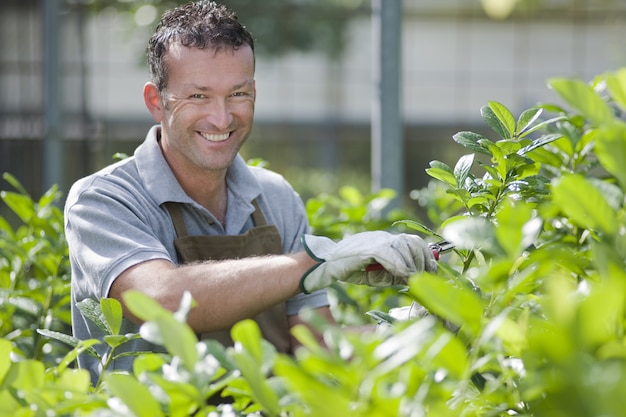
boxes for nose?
[205,99,232,130]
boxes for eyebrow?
[186,79,254,92]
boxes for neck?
[158,136,229,223]
[184,174,229,224]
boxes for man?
[64,0,436,385]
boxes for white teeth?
[200,132,229,142]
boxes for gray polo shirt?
[65,125,328,382]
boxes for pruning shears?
[365,240,455,272]
[428,240,455,261]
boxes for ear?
[143,82,164,123]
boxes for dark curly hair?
[147,1,255,92]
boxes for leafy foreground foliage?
[0,174,71,365]
[1,67,626,416]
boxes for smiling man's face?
[146,43,256,179]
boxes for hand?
[299,231,437,294]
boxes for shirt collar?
[135,125,262,208]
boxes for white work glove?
[299,231,437,294]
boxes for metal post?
[371,0,403,213]
[42,0,63,192]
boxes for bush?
[1,67,625,416]
[0,174,71,365]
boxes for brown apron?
[163,200,291,354]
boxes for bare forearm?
[181,252,311,331]
[110,251,316,333]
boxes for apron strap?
[163,202,189,237]
[251,200,267,226]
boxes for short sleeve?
[65,176,174,300]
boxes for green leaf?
[4,359,45,390]
[408,273,483,336]
[440,214,470,230]
[426,167,456,187]
[483,101,515,139]
[338,185,363,206]
[365,309,397,325]
[505,153,533,175]
[57,339,102,372]
[76,298,112,335]
[427,331,469,378]
[594,122,626,190]
[132,353,167,375]
[54,368,92,393]
[480,163,500,180]
[518,133,563,155]
[2,172,29,195]
[426,160,456,187]
[481,105,508,139]
[484,312,528,357]
[231,320,280,416]
[479,139,507,180]
[392,219,439,237]
[203,339,237,372]
[101,298,123,335]
[0,292,42,317]
[123,290,171,322]
[104,335,131,349]
[522,116,568,139]
[516,107,543,137]
[373,317,436,373]
[575,129,597,155]
[579,279,626,349]
[512,161,540,180]
[526,145,564,168]
[442,217,501,254]
[274,357,351,417]
[552,174,617,235]
[246,157,268,168]
[428,160,452,172]
[548,77,615,126]
[37,329,101,361]
[447,188,472,204]
[467,194,494,211]
[587,178,624,211]
[0,214,14,237]
[0,191,35,224]
[453,131,491,155]
[153,314,198,372]
[231,319,263,363]
[0,339,12,384]
[105,373,165,417]
[147,374,202,416]
[605,68,626,112]
[37,184,59,209]
[454,154,475,188]
[496,139,525,155]
[494,201,539,257]
[37,329,79,349]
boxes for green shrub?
[0,174,71,366]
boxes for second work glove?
[300,231,437,294]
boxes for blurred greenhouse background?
[1,0,625,210]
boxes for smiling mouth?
[199,132,230,142]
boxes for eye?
[190,93,207,99]
[231,91,249,97]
